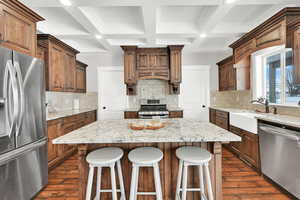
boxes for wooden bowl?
[129,123,144,130]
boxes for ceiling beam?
[62,6,112,51]
[141,4,157,45]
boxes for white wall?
[77,48,231,92]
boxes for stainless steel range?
[138,99,169,119]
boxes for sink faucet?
[250,97,270,113]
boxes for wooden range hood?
[121,45,184,95]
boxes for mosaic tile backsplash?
[46,92,98,113]
[128,79,179,110]
[210,90,300,117]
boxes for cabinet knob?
[103,106,106,110]
[202,105,206,108]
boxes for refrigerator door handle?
[3,60,19,138]
[14,61,25,136]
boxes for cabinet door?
[209,108,216,124]
[124,50,136,85]
[49,44,65,91]
[64,51,76,92]
[36,45,46,61]
[47,120,60,162]
[229,126,242,154]
[242,130,259,168]
[293,29,300,84]
[0,4,36,56]
[170,49,182,83]
[76,66,86,92]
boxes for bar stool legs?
[175,146,214,200]
[85,147,125,200]
[153,163,163,200]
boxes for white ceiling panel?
[79,6,144,34]
[59,37,106,53]
[34,7,89,35]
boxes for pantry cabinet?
[37,34,79,92]
[47,110,97,170]
[0,0,44,56]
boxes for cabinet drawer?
[215,117,229,130]
[63,122,76,134]
[216,110,228,119]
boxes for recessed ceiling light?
[199,33,207,38]
[226,0,237,4]
[59,0,72,6]
[95,34,102,39]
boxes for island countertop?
[52,119,241,144]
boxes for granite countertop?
[210,106,300,129]
[47,107,98,121]
[52,119,241,144]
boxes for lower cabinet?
[47,110,97,170]
[169,111,183,118]
[209,108,260,170]
[124,111,139,119]
[228,125,260,170]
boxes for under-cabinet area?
[47,110,97,169]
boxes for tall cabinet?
[0,0,44,56]
[37,34,80,92]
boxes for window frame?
[252,46,298,107]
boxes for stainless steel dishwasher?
[258,121,300,199]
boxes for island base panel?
[78,142,222,200]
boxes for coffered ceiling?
[21,0,300,54]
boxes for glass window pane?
[265,53,281,104]
[285,50,300,105]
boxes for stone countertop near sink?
[210,106,300,129]
[52,119,241,144]
[47,107,98,121]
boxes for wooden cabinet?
[209,109,260,170]
[217,56,236,91]
[169,45,184,94]
[124,111,139,119]
[121,45,184,95]
[37,34,79,92]
[137,48,169,80]
[36,44,46,61]
[293,28,300,84]
[214,110,229,130]
[47,119,61,163]
[75,60,88,93]
[122,46,137,95]
[47,110,97,170]
[64,51,76,92]
[169,110,183,118]
[228,125,260,169]
[0,0,44,56]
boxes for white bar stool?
[175,146,214,200]
[85,147,126,200]
[128,147,163,200]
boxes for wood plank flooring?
[35,147,292,200]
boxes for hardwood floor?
[35,147,292,200]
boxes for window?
[252,46,300,106]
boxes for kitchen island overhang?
[53,119,241,200]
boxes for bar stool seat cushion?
[128,147,163,165]
[86,147,124,165]
[176,146,211,164]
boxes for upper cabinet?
[217,56,236,91]
[169,45,183,94]
[0,0,44,56]
[217,7,300,91]
[37,34,80,92]
[75,60,88,93]
[121,45,184,95]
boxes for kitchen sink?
[230,112,259,134]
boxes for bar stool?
[128,147,163,200]
[175,146,214,200]
[85,147,126,200]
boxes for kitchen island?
[53,119,241,200]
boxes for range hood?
[121,45,184,95]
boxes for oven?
[138,100,169,119]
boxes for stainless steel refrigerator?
[0,46,48,200]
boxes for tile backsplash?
[46,92,98,113]
[210,90,300,117]
[128,79,179,110]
